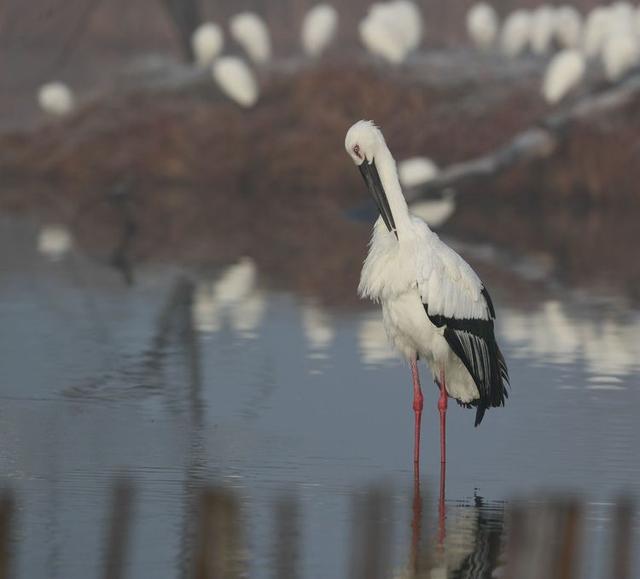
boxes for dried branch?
[407,74,640,201]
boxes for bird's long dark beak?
[358,160,397,238]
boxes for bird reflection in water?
[406,464,506,579]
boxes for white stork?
[345,120,509,467]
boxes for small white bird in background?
[212,56,259,108]
[398,156,439,189]
[466,3,499,51]
[542,49,586,103]
[500,10,532,58]
[360,8,406,64]
[37,82,75,117]
[37,224,73,260]
[230,12,272,64]
[601,33,640,81]
[389,0,423,51]
[398,157,455,228]
[529,5,556,56]
[301,3,338,58]
[191,22,224,66]
[553,5,583,49]
[345,121,509,469]
[610,1,635,23]
[409,193,456,230]
[582,6,612,59]
[359,0,422,65]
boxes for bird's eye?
[353,144,362,159]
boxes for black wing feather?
[424,286,509,427]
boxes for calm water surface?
[0,218,638,578]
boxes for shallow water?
[0,217,639,578]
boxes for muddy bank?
[0,60,546,301]
[1,61,638,305]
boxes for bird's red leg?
[438,369,448,464]
[410,358,423,469]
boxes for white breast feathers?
[359,216,489,321]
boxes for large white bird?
[230,12,272,64]
[542,48,586,103]
[212,56,259,107]
[191,22,224,66]
[466,3,499,51]
[301,3,338,58]
[37,82,75,117]
[345,121,509,467]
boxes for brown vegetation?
[0,59,638,304]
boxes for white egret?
[398,157,439,188]
[501,10,532,58]
[583,6,612,59]
[529,5,556,56]
[37,225,73,260]
[212,57,259,108]
[542,49,586,103]
[553,6,583,49]
[466,3,499,51]
[191,22,224,66]
[359,1,422,65]
[601,33,640,81]
[301,4,338,58]
[230,12,272,64]
[37,82,75,117]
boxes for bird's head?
[345,120,397,237]
[345,120,386,165]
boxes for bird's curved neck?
[376,147,411,239]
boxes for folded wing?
[417,236,509,426]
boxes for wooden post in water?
[350,487,391,579]
[503,498,582,579]
[611,497,633,579]
[0,490,14,579]
[102,478,135,579]
[194,488,243,579]
[272,496,299,579]
[553,500,582,579]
